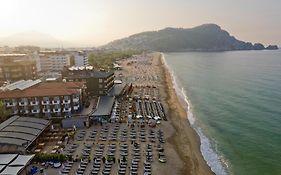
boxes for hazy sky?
[0,0,280,47]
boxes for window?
[99,79,103,83]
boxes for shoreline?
[157,52,214,175]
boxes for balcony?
[11,110,19,115]
[73,97,79,103]
[31,109,40,114]
[53,108,61,113]
[52,100,60,105]
[6,102,17,107]
[62,99,71,104]
[42,100,50,105]
[20,109,29,114]
[63,108,71,112]
[30,101,39,106]
[43,108,51,113]
[19,101,28,106]
[73,105,79,111]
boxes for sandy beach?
[116,52,214,175]
[158,53,214,175]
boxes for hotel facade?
[0,80,84,118]
[62,66,115,96]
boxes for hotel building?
[62,66,115,96]
[0,80,84,118]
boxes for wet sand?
[156,53,214,175]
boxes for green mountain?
[103,24,278,52]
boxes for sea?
[163,50,281,175]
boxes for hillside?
[103,24,278,52]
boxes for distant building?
[38,51,71,72]
[0,54,37,85]
[14,46,40,53]
[62,66,115,96]
[72,51,89,67]
[0,80,84,118]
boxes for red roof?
[0,82,84,99]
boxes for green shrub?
[34,153,68,162]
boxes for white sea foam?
[161,53,229,175]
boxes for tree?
[69,55,75,66]
[0,101,10,122]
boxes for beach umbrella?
[136,115,143,119]
[148,119,156,127]
[154,116,161,120]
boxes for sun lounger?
[64,166,71,171]
[93,162,101,167]
[132,161,139,165]
[76,169,84,174]
[65,164,72,168]
[132,158,140,163]
[79,165,86,170]
[61,170,70,174]
[104,167,111,171]
[91,171,99,175]
[144,168,152,173]
[102,170,111,175]
[118,170,126,174]
[93,167,100,171]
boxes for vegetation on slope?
[88,49,142,69]
[103,24,278,52]
[0,101,10,122]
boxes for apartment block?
[73,51,89,67]
[0,54,37,85]
[38,51,71,72]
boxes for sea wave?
[161,53,229,175]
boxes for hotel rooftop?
[0,79,84,98]
[0,116,50,149]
